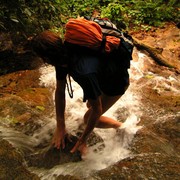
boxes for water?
[0,126,36,153]
[0,49,179,179]
[29,50,144,179]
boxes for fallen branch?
[132,37,175,68]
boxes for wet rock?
[26,135,82,168]
[0,139,39,179]
[91,153,180,180]
[26,131,104,169]
[131,125,179,156]
[15,112,32,123]
[0,32,43,75]
[56,175,81,180]
[152,116,180,155]
[0,70,54,134]
[0,94,49,135]
[132,23,180,70]
[0,70,45,95]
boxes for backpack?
[65,17,134,61]
[85,16,134,61]
[65,18,120,53]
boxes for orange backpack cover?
[64,18,120,53]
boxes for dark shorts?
[66,43,130,102]
[98,69,129,96]
[73,71,129,102]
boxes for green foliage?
[101,2,128,30]
[0,0,178,34]
[126,0,179,27]
[101,0,179,30]
[57,0,100,18]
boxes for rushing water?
[27,50,148,179]
[0,49,179,179]
[30,57,143,179]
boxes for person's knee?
[84,101,92,124]
[86,101,91,108]
[83,108,91,124]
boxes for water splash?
[0,126,37,153]
[39,65,56,89]
[30,114,142,179]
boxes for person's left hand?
[70,139,87,155]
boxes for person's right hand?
[51,126,67,149]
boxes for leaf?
[11,18,19,23]
[0,22,6,30]
[24,8,32,17]
[36,106,45,111]
[145,75,154,79]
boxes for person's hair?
[31,30,66,66]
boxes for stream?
[0,48,179,179]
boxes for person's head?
[31,30,66,66]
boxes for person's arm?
[71,96,102,153]
[52,79,67,149]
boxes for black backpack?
[85,16,134,62]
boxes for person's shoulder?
[55,64,68,70]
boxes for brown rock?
[0,139,39,179]
[26,135,82,169]
[132,23,180,70]
[92,153,180,180]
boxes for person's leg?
[84,94,122,129]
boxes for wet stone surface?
[0,23,179,179]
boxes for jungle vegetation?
[0,0,179,36]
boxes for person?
[31,28,130,154]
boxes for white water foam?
[30,114,142,179]
[0,126,37,153]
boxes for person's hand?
[52,126,68,149]
[70,138,87,155]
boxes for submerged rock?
[26,135,82,169]
[26,131,104,169]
